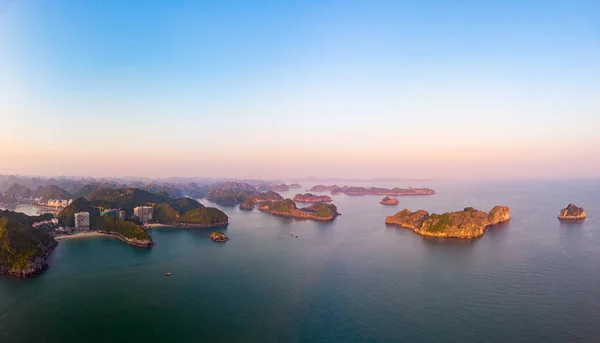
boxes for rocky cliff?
[380,196,399,205]
[386,206,511,239]
[210,231,229,242]
[310,185,435,196]
[258,199,339,221]
[239,198,255,210]
[385,209,430,229]
[0,214,58,278]
[293,193,333,203]
[488,206,511,225]
[558,204,586,220]
[253,191,284,203]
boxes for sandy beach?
[54,232,111,241]
[144,223,169,229]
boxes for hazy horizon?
[2,0,599,179]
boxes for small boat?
[166,272,171,276]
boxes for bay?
[1,179,599,342]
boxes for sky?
[1,0,599,179]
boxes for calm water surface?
[1,180,599,342]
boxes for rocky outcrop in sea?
[558,204,586,220]
[380,196,399,205]
[210,232,229,242]
[386,206,511,239]
[293,193,333,203]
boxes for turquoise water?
[1,180,599,342]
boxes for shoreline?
[144,223,169,229]
[55,231,153,248]
[55,232,112,241]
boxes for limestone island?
[239,191,283,210]
[558,204,586,220]
[310,185,435,196]
[386,206,511,239]
[206,182,259,205]
[153,199,229,228]
[0,210,58,278]
[253,191,284,203]
[239,198,255,210]
[210,231,229,242]
[293,193,333,203]
[258,184,290,192]
[258,199,339,221]
[288,183,302,189]
[380,196,399,205]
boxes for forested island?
[385,206,510,239]
[153,199,228,228]
[239,191,284,210]
[310,185,435,196]
[0,210,58,278]
[59,189,228,242]
[258,199,339,221]
[293,193,333,203]
[205,182,259,205]
[258,184,289,192]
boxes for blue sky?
[1,0,599,178]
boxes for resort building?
[134,206,153,222]
[74,211,90,232]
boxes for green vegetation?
[169,197,203,213]
[85,187,170,214]
[239,197,255,210]
[0,209,53,225]
[73,184,103,198]
[153,201,228,227]
[266,199,297,213]
[181,207,228,226]
[255,191,284,203]
[94,216,150,241]
[57,197,100,227]
[33,185,72,200]
[311,203,336,219]
[395,209,412,218]
[153,203,180,223]
[206,183,259,204]
[0,213,56,275]
[425,213,453,233]
[143,183,181,198]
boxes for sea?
[1,179,599,342]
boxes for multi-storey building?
[74,211,90,232]
[133,206,153,222]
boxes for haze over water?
[1,179,599,342]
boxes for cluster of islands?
[0,178,589,279]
